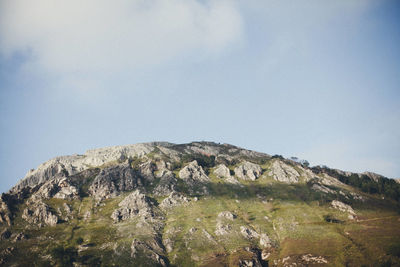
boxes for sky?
[0,0,399,193]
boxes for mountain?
[1,141,399,267]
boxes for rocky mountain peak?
[1,141,399,266]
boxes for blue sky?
[1,0,399,193]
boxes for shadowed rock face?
[89,163,142,200]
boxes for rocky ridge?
[1,141,399,267]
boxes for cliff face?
[1,142,399,266]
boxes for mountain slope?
[1,141,399,267]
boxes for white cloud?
[0,0,243,74]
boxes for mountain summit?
[1,142,399,266]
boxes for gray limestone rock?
[214,164,240,184]
[269,160,300,183]
[111,190,154,222]
[179,161,210,183]
[32,177,79,200]
[22,200,58,227]
[160,192,189,209]
[259,234,272,248]
[214,164,231,178]
[131,237,168,267]
[11,143,158,193]
[331,200,356,218]
[153,171,178,197]
[311,183,336,194]
[234,162,262,181]
[179,161,210,194]
[89,162,142,200]
[215,221,232,236]
[240,226,260,240]
[0,199,12,226]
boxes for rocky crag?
[1,141,400,266]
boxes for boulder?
[234,162,262,181]
[214,164,240,184]
[331,200,356,217]
[269,160,300,183]
[179,161,210,183]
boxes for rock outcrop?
[11,143,159,193]
[178,161,210,194]
[131,237,168,267]
[111,190,154,222]
[331,200,356,219]
[153,171,178,196]
[215,211,236,236]
[179,161,210,183]
[89,163,142,200]
[31,177,79,200]
[240,226,260,240]
[159,192,189,209]
[234,161,262,181]
[22,200,58,227]
[269,160,300,183]
[0,198,12,226]
[214,164,240,184]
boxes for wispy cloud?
[0,0,243,74]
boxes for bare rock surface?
[240,226,260,239]
[179,161,210,194]
[153,171,178,196]
[311,183,336,194]
[11,143,167,193]
[111,190,154,222]
[234,161,262,181]
[160,192,189,209]
[259,234,273,248]
[32,177,79,200]
[0,198,12,226]
[179,161,210,183]
[214,164,240,184]
[22,200,58,227]
[269,160,300,183]
[331,200,356,217]
[131,236,168,267]
[89,162,142,200]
